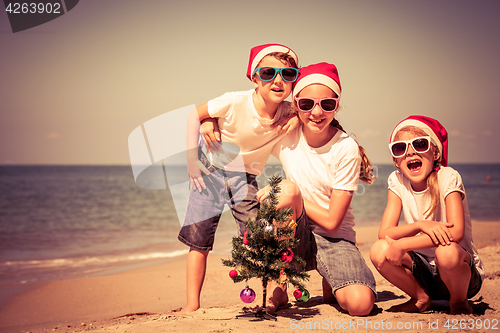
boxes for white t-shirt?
[388,167,484,279]
[205,89,293,175]
[272,126,361,242]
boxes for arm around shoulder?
[195,103,211,122]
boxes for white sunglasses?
[388,136,431,158]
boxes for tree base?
[236,308,277,321]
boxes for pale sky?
[1,0,499,165]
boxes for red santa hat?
[292,62,342,98]
[246,44,298,80]
[390,115,448,167]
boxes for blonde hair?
[393,126,441,218]
[330,119,375,184]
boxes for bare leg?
[435,244,473,315]
[370,239,431,313]
[322,277,336,304]
[178,248,209,314]
[335,284,375,316]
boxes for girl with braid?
[257,62,376,316]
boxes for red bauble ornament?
[294,289,310,302]
[280,248,294,262]
[229,270,238,278]
[242,231,251,245]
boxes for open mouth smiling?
[407,159,422,171]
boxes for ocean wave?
[0,249,189,271]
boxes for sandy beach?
[1,221,500,333]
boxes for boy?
[178,44,300,314]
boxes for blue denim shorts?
[314,234,376,295]
[408,248,483,300]
[178,152,259,251]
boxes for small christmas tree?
[222,175,310,320]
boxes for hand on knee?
[435,243,468,272]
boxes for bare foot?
[173,305,199,315]
[387,298,431,313]
[450,301,473,315]
[266,285,288,313]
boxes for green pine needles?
[222,175,310,310]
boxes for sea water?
[0,164,499,287]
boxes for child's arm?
[200,118,221,151]
[384,234,437,266]
[381,191,466,265]
[442,191,466,243]
[271,113,300,135]
[380,192,448,265]
[379,191,454,246]
[187,103,211,191]
[378,191,404,238]
[200,112,300,146]
[257,187,352,236]
[303,189,354,235]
